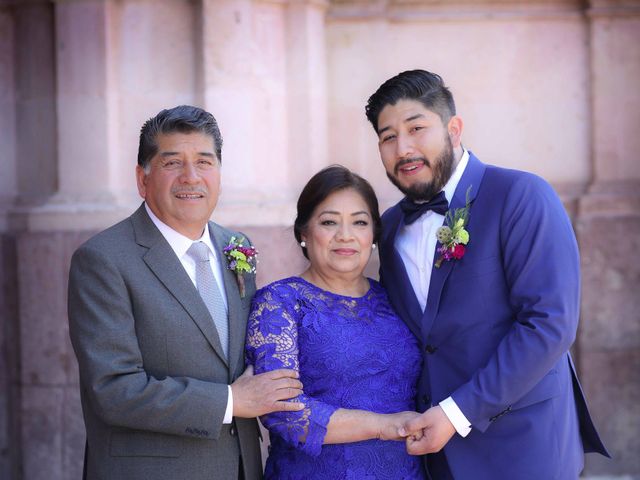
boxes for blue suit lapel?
[380,206,424,340]
[421,153,487,336]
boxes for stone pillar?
[12,1,57,211]
[7,2,118,478]
[284,0,329,188]
[0,3,16,473]
[577,0,640,476]
[200,0,327,227]
[0,4,16,232]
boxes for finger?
[268,368,299,380]
[240,364,254,377]
[405,414,427,432]
[406,437,431,455]
[273,400,305,412]
[273,387,303,401]
[275,378,303,390]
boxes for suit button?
[422,394,431,405]
[230,425,237,436]
[425,344,437,354]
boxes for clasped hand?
[398,405,456,455]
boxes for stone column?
[198,0,324,289]
[200,0,314,227]
[284,0,329,188]
[0,2,16,472]
[577,0,640,476]
[9,2,116,479]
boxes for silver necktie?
[187,241,229,359]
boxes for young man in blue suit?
[365,70,609,479]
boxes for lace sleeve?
[245,286,338,457]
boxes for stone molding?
[328,0,587,20]
[579,180,640,219]
[587,2,640,18]
[2,179,609,233]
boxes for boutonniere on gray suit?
[223,236,258,298]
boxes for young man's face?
[376,99,458,201]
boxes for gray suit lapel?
[131,205,228,365]
[209,223,246,377]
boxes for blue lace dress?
[245,276,425,480]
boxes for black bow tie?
[400,191,449,225]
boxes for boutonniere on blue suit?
[435,187,472,268]
[223,236,258,298]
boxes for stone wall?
[0,0,638,478]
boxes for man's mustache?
[394,157,429,176]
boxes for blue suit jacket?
[380,153,608,479]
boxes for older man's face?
[136,131,221,239]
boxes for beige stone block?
[21,385,63,480]
[591,14,640,182]
[327,15,591,201]
[62,386,85,480]
[13,3,57,204]
[581,349,640,476]
[17,233,74,386]
[576,214,640,350]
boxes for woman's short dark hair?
[294,165,382,259]
[365,69,456,132]
[137,105,223,170]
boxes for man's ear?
[135,165,147,198]
[447,116,464,148]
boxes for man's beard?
[386,136,455,202]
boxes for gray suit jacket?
[68,204,262,480]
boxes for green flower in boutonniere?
[435,187,472,268]
[223,236,257,298]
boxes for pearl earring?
[372,244,377,250]
[300,241,306,248]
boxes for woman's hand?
[377,411,424,441]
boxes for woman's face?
[302,188,375,279]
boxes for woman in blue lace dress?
[246,166,425,479]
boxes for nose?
[335,222,354,242]
[396,133,414,160]
[179,162,200,183]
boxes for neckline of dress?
[291,276,373,301]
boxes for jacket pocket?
[109,430,181,458]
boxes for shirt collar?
[442,148,470,204]
[144,203,217,260]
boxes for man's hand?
[377,411,424,441]
[231,365,305,418]
[400,405,456,455]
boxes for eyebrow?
[159,151,216,158]
[319,210,371,217]
[377,113,426,135]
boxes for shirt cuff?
[439,396,471,437]
[223,385,233,424]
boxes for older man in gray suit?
[68,105,304,480]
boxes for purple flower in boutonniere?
[223,236,258,298]
[435,186,472,268]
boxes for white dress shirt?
[145,203,234,424]
[394,151,473,437]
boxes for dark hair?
[365,69,456,132]
[294,165,382,259]
[137,105,223,169]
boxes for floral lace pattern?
[246,277,425,479]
